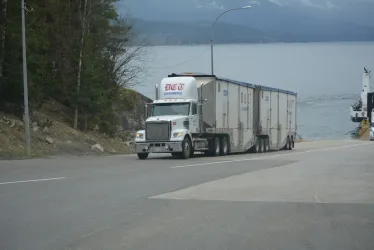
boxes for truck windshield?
[152,103,190,116]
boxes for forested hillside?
[0,0,144,135]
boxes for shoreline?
[142,41,374,48]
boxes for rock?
[9,120,15,128]
[42,127,48,133]
[45,136,54,144]
[124,141,133,147]
[66,140,72,144]
[93,125,99,131]
[40,118,53,128]
[1,116,10,124]
[32,122,39,132]
[85,136,97,145]
[17,121,24,127]
[91,143,104,152]
[109,148,116,153]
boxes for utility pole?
[74,0,88,129]
[21,0,31,155]
[210,6,251,75]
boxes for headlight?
[136,132,144,139]
[173,132,183,138]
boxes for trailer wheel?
[220,137,228,156]
[287,137,292,150]
[212,137,221,156]
[263,138,269,152]
[137,153,149,160]
[254,138,262,153]
[254,138,259,153]
[259,138,264,153]
[204,139,213,156]
[181,137,192,159]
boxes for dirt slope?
[0,100,141,160]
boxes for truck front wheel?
[181,137,192,159]
[137,153,149,160]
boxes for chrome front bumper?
[135,141,183,153]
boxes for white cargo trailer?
[135,73,297,159]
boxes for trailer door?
[222,80,229,128]
[228,82,240,152]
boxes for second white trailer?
[255,86,297,151]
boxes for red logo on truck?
[177,83,184,91]
[165,83,184,91]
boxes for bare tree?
[108,17,148,89]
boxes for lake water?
[134,42,374,140]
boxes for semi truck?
[135,73,297,160]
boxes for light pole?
[21,0,31,155]
[210,6,251,75]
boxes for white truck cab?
[135,77,202,159]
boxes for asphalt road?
[0,140,373,250]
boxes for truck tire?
[137,153,149,160]
[253,138,259,153]
[254,138,263,153]
[263,138,269,152]
[181,137,191,159]
[220,137,228,156]
[190,147,195,158]
[287,137,292,150]
[212,137,220,157]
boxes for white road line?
[171,142,372,169]
[0,177,66,185]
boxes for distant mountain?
[117,0,374,45]
[132,19,278,45]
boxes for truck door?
[190,102,199,133]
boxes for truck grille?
[146,121,170,141]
